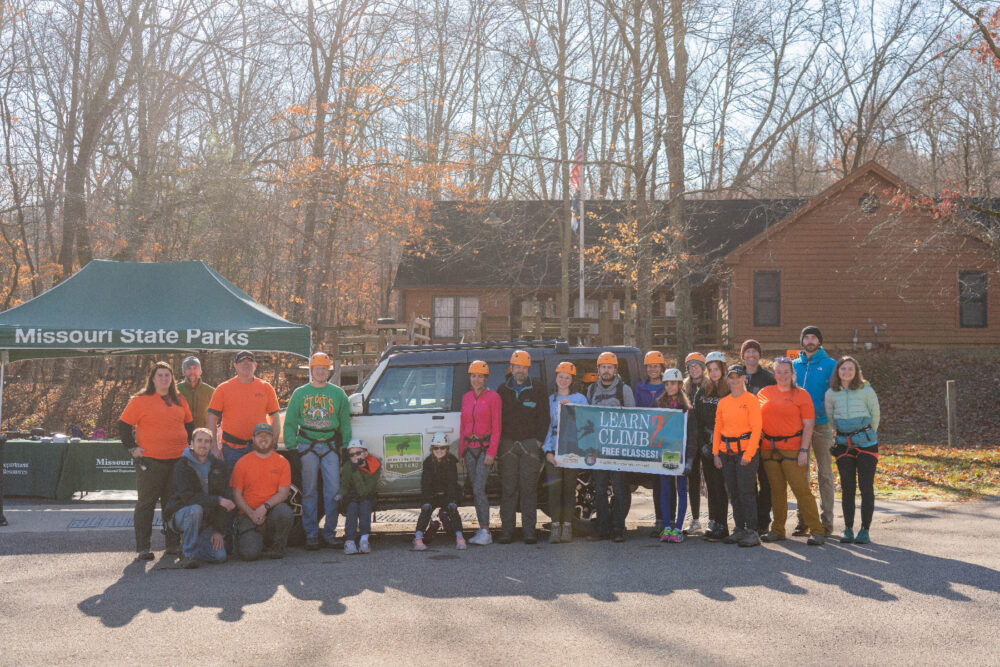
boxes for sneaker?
[854,529,870,544]
[823,523,835,537]
[524,536,537,545]
[723,529,746,545]
[344,541,358,555]
[305,539,320,551]
[413,537,427,551]
[561,523,574,543]
[179,555,199,569]
[760,531,786,543]
[668,528,683,543]
[840,529,855,544]
[704,522,726,543]
[807,533,825,546]
[792,523,809,537]
[658,528,672,543]
[550,527,562,544]
[359,536,371,554]
[135,551,155,561]
[455,535,467,550]
[321,537,344,549]
[649,520,664,538]
[468,529,492,546]
[497,535,513,545]
[684,519,703,536]
[738,530,761,547]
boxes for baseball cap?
[253,422,273,436]
[182,356,201,370]
[234,350,255,363]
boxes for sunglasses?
[431,445,450,451]
[773,357,792,364]
[349,451,367,458]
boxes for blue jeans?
[593,470,627,537]
[659,475,689,531]
[344,498,373,542]
[170,504,227,562]
[221,443,251,473]
[463,448,491,528]
[297,442,340,542]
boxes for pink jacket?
[460,388,502,457]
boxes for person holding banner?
[656,369,698,543]
[757,357,825,545]
[712,365,763,547]
[694,352,730,542]
[636,351,668,537]
[543,362,587,543]
[586,351,635,543]
[683,352,707,535]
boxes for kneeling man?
[230,423,293,560]
[164,428,233,568]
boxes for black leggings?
[416,501,463,537]
[701,452,729,527]
[687,451,702,520]
[835,445,879,530]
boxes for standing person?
[119,361,194,561]
[694,352,730,542]
[542,361,588,544]
[740,339,776,541]
[826,357,881,545]
[757,358,825,545]
[792,326,837,536]
[340,440,382,555]
[412,435,466,551]
[206,350,281,473]
[683,351,707,534]
[712,365,763,548]
[586,351,636,543]
[229,423,293,560]
[177,356,215,429]
[460,360,501,546]
[163,428,233,568]
[636,351,668,537]
[496,350,550,544]
[283,351,351,550]
[656,369,698,543]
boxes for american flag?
[569,142,584,194]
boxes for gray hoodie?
[182,447,211,493]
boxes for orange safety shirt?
[119,393,193,460]
[230,450,291,512]
[757,385,815,450]
[207,376,280,445]
[712,390,762,461]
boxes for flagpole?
[578,196,585,319]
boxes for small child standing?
[657,369,698,543]
[413,438,466,550]
[340,440,381,555]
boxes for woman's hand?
[129,446,144,459]
[546,452,556,465]
[713,454,722,470]
[484,455,495,466]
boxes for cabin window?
[753,270,780,327]
[959,271,987,328]
[432,296,479,339]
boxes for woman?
[683,352,707,534]
[693,351,730,542]
[542,362,588,543]
[460,360,501,546]
[637,351,668,537]
[119,361,194,560]
[656,368,697,542]
[825,356,881,545]
[757,357,824,545]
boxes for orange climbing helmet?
[468,360,489,375]
[555,361,577,376]
[644,350,667,367]
[596,351,618,367]
[685,352,706,368]
[509,350,531,367]
[309,352,333,368]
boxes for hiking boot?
[738,530,761,547]
[344,540,358,555]
[468,528,492,546]
[684,519,703,535]
[359,536,371,554]
[524,536,538,545]
[455,535,467,550]
[135,551,155,561]
[179,555,199,569]
[840,529,855,544]
[792,523,809,537]
[807,533,825,546]
[265,546,285,560]
[723,529,746,545]
[611,533,626,543]
[497,534,513,545]
[305,539,320,551]
[587,533,610,542]
[760,531,786,543]
[561,522,574,543]
[649,520,664,538]
[823,523,835,537]
[413,537,427,551]
[854,529,870,544]
[321,537,343,549]
[704,522,726,543]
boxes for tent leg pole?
[0,361,6,526]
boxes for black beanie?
[800,325,823,346]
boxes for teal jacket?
[793,348,837,425]
[825,383,880,447]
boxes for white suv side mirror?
[349,393,365,416]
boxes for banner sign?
[555,404,687,474]
[6,327,251,347]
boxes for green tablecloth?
[55,440,136,499]
[2,440,69,498]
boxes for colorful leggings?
[659,475,689,531]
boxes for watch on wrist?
[799,448,808,453]
[263,502,271,511]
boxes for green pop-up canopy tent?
[0,260,312,422]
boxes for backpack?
[587,379,625,406]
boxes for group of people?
[118,323,881,568]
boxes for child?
[413,436,466,550]
[340,440,381,555]
[656,369,698,543]
[636,351,668,537]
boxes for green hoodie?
[283,382,351,448]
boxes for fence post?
[946,380,957,447]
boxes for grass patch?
[869,444,1000,501]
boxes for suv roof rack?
[379,339,569,363]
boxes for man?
[283,351,351,550]
[163,428,233,568]
[495,349,549,544]
[230,423,293,560]
[741,339,776,536]
[586,351,636,543]
[177,356,215,429]
[206,350,281,472]
[792,326,837,535]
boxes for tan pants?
[761,449,823,536]
[810,423,836,528]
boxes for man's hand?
[218,497,235,511]
[740,456,751,467]
[546,452,556,465]
[210,531,225,552]
[250,505,267,526]
[797,451,809,468]
[714,454,722,470]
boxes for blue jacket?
[543,392,588,453]
[793,348,837,425]
[634,381,666,408]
